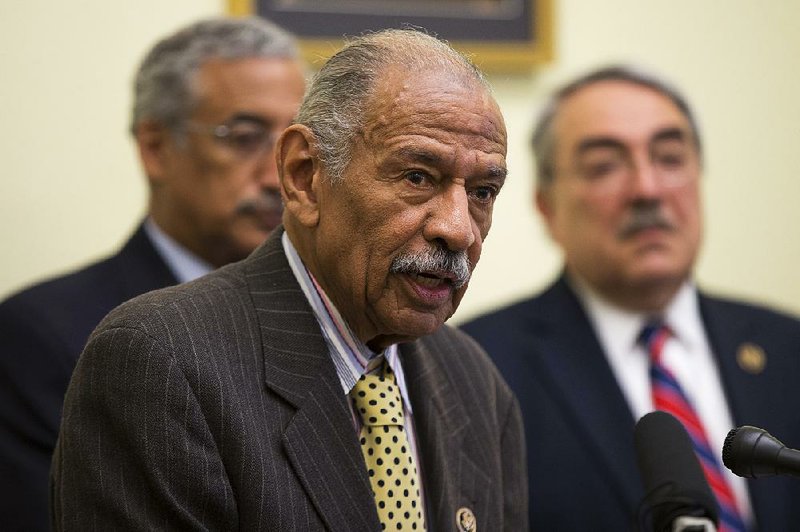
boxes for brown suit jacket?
[51,228,527,531]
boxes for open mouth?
[402,270,459,307]
[409,271,453,288]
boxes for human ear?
[134,120,171,186]
[535,185,558,238]
[277,124,323,227]
[534,186,550,217]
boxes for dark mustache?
[236,190,283,217]
[618,204,675,239]
[390,246,471,289]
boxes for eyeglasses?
[183,119,279,158]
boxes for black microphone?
[722,425,800,478]
[635,411,719,531]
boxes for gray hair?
[131,16,300,134]
[295,28,490,183]
[532,64,703,188]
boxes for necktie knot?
[351,370,404,427]
[639,321,671,363]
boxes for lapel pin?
[456,507,476,532]
[736,342,766,374]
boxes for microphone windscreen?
[722,426,751,476]
[635,411,718,531]
[723,425,800,478]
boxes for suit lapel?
[244,230,379,532]
[530,278,643,509]
[400,340,493,531]
[114,222,179,298]
[699,295,780,528]
[699,295,765,425]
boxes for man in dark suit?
[462,65,800,531]
[51,28,527,531]
[0,17,305,531]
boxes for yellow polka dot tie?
[350,363,426,531]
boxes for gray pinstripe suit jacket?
[51,228,527,531]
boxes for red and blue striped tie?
[640,322,746,532]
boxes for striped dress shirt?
[282,232,426,511]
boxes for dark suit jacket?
[461,275,800,531]
[0,224,177,532]
[51,228,527,531]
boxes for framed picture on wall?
[228,0,553,71]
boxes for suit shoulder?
[458,287,564,348]
[1,255,119,315]
[701,292,800,332]
[460,297,537,332]
[0,255,124,356]
[460,279,568,334]
[97,261,249,334]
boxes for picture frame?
[228,0,553,71]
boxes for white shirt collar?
[569,274,702,355]
[143,218,214,283]
[662,281,705,354]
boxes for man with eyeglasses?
[0,16,305,531]
[462,65,800,530]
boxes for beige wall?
[2,1,800,326]
[457,1,800,323]
[0,0,222,293]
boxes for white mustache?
[390,246,471,289]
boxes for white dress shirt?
[570,276,753,524]
[144,218,213,283]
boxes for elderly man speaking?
[51,28,526,531]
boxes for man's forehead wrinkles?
[387,141,506,174]
[394,146,443,165]
[364,94,504,143]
